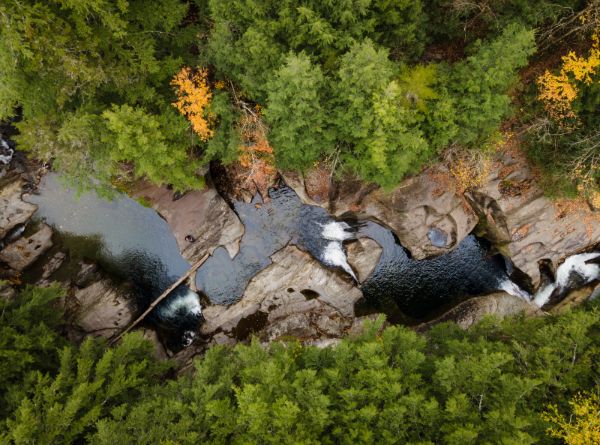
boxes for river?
[24,173,540,348]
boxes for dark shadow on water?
[359,221,518,320]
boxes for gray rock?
[141,328,169,360]
[132,179,244,261]
[418,292,540,330]
[347,314,387,337]
[471,151,600,286]
[200,246,363,342]
[0,224,53,271]
[361,167,478,259]
[41,251,67,279]
[75,261,101,288]
[73,279,134,338]
[346,237,382,283]
[0,180,37,240]
[550,283,599,314]
[0,282,16,302]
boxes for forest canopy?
[1,285,599,444]
[0,0,597,194]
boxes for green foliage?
[4,301,597,444]
[204,90,243,165]
[334,41,429,188]
[0,285,66,419]
[0,0,202,192]
[424,0,581,43]
[204,0,428,102]
[0,0,588,193]
[3,333,170,445]
[102,105,204,191]
[448,24,536,145]
[265,53,333,171]
[87,306,600,444]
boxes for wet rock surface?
[361,167,478,260]
[470,150,600,286]
[132,178,244,261]
[418,292,540,330]
[0,180,37,240]
[200,245,362,342]
[73,279,135,339]
[346,237,382,283]
[0,223,53,271]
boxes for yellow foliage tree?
[537,30,600,123]
[171,67,213,141]
[542,392,600,445]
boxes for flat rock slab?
[132,180,243,262]
[201,245,363,341]
[74,279,134,338]
[346,237,382,283]
[418,292,540,330]
[0,180,37,240]
[0,223,53,271]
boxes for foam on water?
[498,279,531,301]
[555,252,600,288]
[533,282,557,307]
[157,288,202,320]
[320,221,355,242]
[181,330,197,347]
[533,252,600,307]
[321,241,357,281]
[0,138,13,165]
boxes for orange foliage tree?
[171,67,213,141]
[236,107,276,197]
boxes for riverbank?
[1,137,599,362]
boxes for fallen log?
[110,253,210,345]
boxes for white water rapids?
[319,221,358,281]
[533,252,600,307]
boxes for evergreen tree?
[448,24,536,145]
[0,285,66,419]
[334,41,429,188]
[0,0,201,192]
[264,53,333,171]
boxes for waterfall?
[0,138,14,165]
[533,252,600,307]
[319,221,357,281]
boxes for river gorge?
[1,138,599,357]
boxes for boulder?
[346,237,382,283]
[550,283,599,314]
[0,180,37,240]
[470,150,600,286]
[141,328,169,360]
[281,165,333,208]
[361,167,478,259]
[347,314,387,337]
[73,279,134,338]
[0,224,53,271]
[132,179,244,261]
[200,245,363,342]
[75,261,101,288]
[280,171,326,209]
[417,292,540,330]
[41,251,67,279]
[0,282,15,302]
